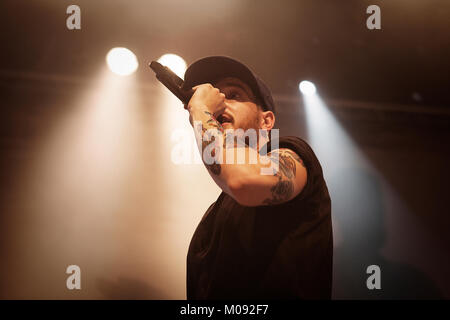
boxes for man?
[183,56,332,299]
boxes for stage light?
[299,80,317,96]
[106,47,139,76]
[157,54,187,78]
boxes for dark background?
[0,0,449,299]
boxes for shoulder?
[265,136,312,165]
[276,136,321,171]
[267,148,305,171]
[266,146,308,197]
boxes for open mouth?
[216,113,233,126]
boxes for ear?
[259,110,275,131]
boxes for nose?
[214,102,228,118]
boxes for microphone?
[149,61,194,105]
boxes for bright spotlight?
[157,54,187,78]
[299,80,317,96]
[106,47,139,76]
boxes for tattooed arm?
[259,148,307,206]
[187,83,307,206]
[187,87,245,197]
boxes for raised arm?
[187,83,307,207]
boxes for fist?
[186,83,226,114]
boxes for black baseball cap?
[182,56,276,113]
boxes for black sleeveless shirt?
[187,136,333,299]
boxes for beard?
[235,113,261,132]
[228,113,264,150]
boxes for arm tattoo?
[199,111,224,176]
[204,111,224,133]
[191,111,256,177]
[262,149,304,205]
